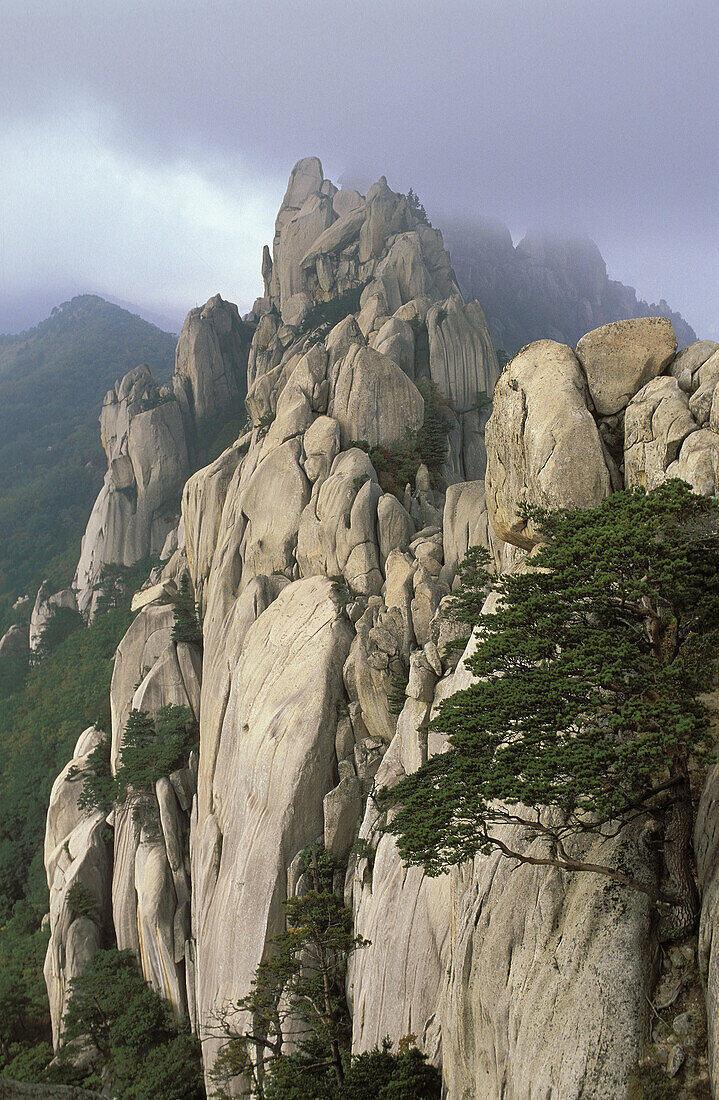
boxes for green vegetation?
[76,706,198,816]
[406,188,431,227]
[211,847,364,1096]
[49,947,204,1099]
[0,295,176,634]
[0,595,138,1077]
[172,574,203,645]
[31,604,84,664]
[383,481,719,934]
[388,668,409,716]
[65,882,99,922]
[211,846,440,1099]
[440,545,494,657]
[298,285,366,340]
[369,379,454,496]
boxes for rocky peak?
[173,293,251,426]
[73,363,189,616]
[261,156,459,330]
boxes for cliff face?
[41,159,719,1098]
[442,216,697,356]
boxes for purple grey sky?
[1,0,717,337]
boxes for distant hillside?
[0,295,176,627]
[440,217,697,356]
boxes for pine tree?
[171,574,202,645]
[383,480,719,934]
[211,847,368,1099]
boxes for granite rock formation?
[40,160,719,1100]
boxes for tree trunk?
[664,760,699,936]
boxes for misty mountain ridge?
[440,215,696,355]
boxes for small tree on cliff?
[211,847,366,1099]
[382,480,719,934]
[210,849,441,1098]
[171,574,202,645]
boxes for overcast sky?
[2,0,717,337]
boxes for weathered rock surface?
[298,448,383,595]
[485,340,611,547]
[441,823,656,1100]
[669,340,719,392]
[0,621,29,657]
[43,727,112,1047]
[74,365,189,616]
[29,583,78,652]
[576,317,677,415]
[107,597,200,1018]
[624,374,698,489]
[666,429,719,496]
[193,577,352,1074]
[174,294,251,423]
[328,345,424,449]
[427,296,500,479]
[350,614,657,1100]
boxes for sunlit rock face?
[485,339,611,548]
[43,726,113,1048]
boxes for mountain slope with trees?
[0,296,176,630]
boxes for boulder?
[303,415,341,483]
[328,345,424,449]
[669,340,719,392]
[0,623,28,660]
[377,493,415,565]
[624,375,698,489]
[576,317,677,415]
[297,449,383,596]
[371,316,416,378]
[130,579,178,612]
[665,429,719,496]
[485,340,611,548]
